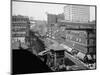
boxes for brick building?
[55,21,96,60]
[11,15,30,49]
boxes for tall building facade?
[57,13,64,22]
[12,15,30,44]
[47,14,57,25]
[64,5,90,23]
[47,13,64,39]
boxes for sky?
[12,1,95,21]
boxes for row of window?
[12,28,27,32]
[65,30,87,38]
[12,23,29,26]
[12,17,29,22]
[12,31,26,34]
[12,37,25,43]
[66,35,87,44]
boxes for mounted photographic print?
[12,0,96,74]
